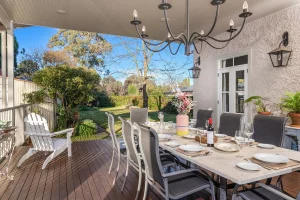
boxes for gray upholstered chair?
[119,117,178,200]
[195,109,214,128]
[253,115,288,146]
[219,112,244,137]
[135,123,216,200]
[233,182,300,200]
[105,112,125,186]
[130,107,148,124]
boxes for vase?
[289,112,300,127]
[176,114,189,136]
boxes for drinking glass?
[235,130,243,158]
[205,120,209,130]
[198,127,204,146]
[244,123,254,146]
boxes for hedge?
[96,95,174,111]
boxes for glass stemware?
[235,130,243,158]
[205,120,209,130]
[244,123,254,146]
[198,127,204,146]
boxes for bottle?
[207,118,214,147]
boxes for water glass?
[235,130,243,158]
[198,127,204,146]
[244,123,254,146]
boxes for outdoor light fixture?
[188,57,201,79]
[268,32,292,67]
[130,0,253,56]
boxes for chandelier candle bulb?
[200,30,204,36]
[243,1,248,12]
[133,10,138,18]
[230,19,234,29]
[167,32,171,38]
[142,26,146,33]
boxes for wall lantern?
[268,32,292,67]
[188,56,201,78]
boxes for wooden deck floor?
[0,139,299,200]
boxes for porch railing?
[0,103,56,146]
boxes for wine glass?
[158,112,164,120]
[244,123,254,146]
[198,127,204,146]
[205,120,209,130]
[235,130,243,158]
[145,117,150,125]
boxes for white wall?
[193,4,300,125]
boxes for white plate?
[253,153,289,164]
[158,134,171,140]
[214,143,239,152]
[165,141,179,148]
[215,133,227,138]
[257,143,275,149]
[236,162,261,171]
[231,137,255,143]
[183,134,196,139]
[179,145,205,152]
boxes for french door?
[218,55,248,122]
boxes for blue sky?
[15,26,192,85]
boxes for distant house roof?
[180,86,193,93]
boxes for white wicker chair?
[17,113,73,169]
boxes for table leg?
[219,176,227,200]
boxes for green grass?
[79,106,177,134]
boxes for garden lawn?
[79,106,177,134]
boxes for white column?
[7,21,14,108]
[1,31,7,108]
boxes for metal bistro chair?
[195,109,214,128]
[105,112,126,185]
[18,113,73,170]
[219,112,244,137]
[136,123,216,200]
[130,107,148,124]
[253,115,288,146]
[119,118,177,200]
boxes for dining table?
[149,123,300,200]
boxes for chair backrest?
[105,112,118,149]
[136,123,164,188]
[130,108,148,124]
[219,112,244,137]
[24,113,53,151]
[253,115,287,146]
[119,117,139,165]
[195,109,214,128]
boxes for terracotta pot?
[176,114,189,136]
[289,112,300,126]
[258,111,271,116]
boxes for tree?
[43,50,76,67]
[106,36,191,108]
[124,75,139,94]
[48,29,112,70]
[101,76,123,96]
[0,35,19,70]
[15,60,39,80]
[127,84,138,96]
[179,77,190,87]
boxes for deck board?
[0,139,298,200]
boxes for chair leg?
[42,151,57,169]
[17,148,36,167]
[113,149,121,185]
[108,149,115,174]
[135,159,142,200]
[142,175,148,200]
[121,159,129,192]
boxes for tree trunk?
[142,83,148,108]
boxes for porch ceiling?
[0,0,299,40]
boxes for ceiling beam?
[0,5,10,30]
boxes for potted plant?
[172,91,195,136]
[281,92,300,126]
[245,96,271,115]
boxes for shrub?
[78,105,96,112]
[74,119,97,137]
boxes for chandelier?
[130,0,253,56]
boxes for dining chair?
[135,123,216,200]
[130,107,148,124]
[232,182,300,200]
[105,112,126,185]
[252,115,288,146]
[218,112,244,137]
[119,118,179,200]
[195,109,214,128]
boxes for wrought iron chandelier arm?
[163,9,187,43]
[168,41,184,55]
[192,41,203,55]
[205,18,247,43]
[204,4,220,37]
[143,40,172,52]
[135,25,167,46]
[202,33,233,49]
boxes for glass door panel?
[235,70,245,113]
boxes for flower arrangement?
[172,91,195,115]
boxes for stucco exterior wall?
[193,3,300,125]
